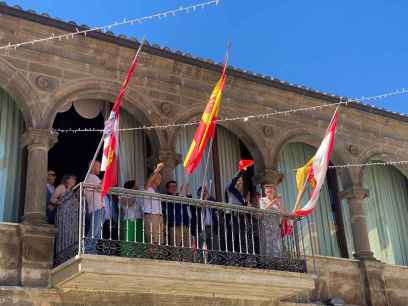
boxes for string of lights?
[55,87,408,134]
[276,160,408,174]
[0,0,220,51]
[328,160,408,169]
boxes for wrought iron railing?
[54,183,315,273]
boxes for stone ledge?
[51,254,315,302]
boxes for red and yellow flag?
[101,41,144,197]
[183,62,227,175]
[292,109,339,217]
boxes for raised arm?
[145,162,164,189]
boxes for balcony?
[51,184,315,302]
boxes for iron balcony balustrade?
[54,183,314,273]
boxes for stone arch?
[0,57,39,127]
[273,127,353,190]
[44,78,162,153]
[169,105,267,176]
[357,145,408,185]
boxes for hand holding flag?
[239,159,254,171]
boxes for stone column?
[158,150,181,191]
[341,187,374,260]
[21,128,58,225]
[254,168,284,187]
[20,128,58,287]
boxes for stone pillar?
[158,150,181,190]
[20,128,58,287]
[341,187,374,260]
[0,223,21,286]
[254,168,284,187]
[21,128,58,225]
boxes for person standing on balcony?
[196,186,218,251]
[224,171,248,253]
[84,161,105,253]
[51,174,77,255]
[46,170,57,224]
[259,184,287,257]
[164,180,191,248]
[119,180,144,257]
[143,162,165,245]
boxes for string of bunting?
[55,87,408,134]
[0,0,220,51]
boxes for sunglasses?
[48,173,56,176]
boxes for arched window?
[363,162,408,265]
[49,101,149,188]
[118,109,147,188]
[277,142,342,257]
[174,126,251,200]
[0,87,25,222]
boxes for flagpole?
[200,137,214,200]
[84,135,105,183]
[83,38,146,184]
[199,43,231,200]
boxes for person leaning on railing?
[162,180,191,248]
[259,184,287,257]
[143,162,165,245]
[195,186,218,251]
[84,161,105,253]
[224,169,249,253]
[51,174,77,255]
[119,180,144,257]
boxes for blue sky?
[5,0,408,113]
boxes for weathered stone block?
[0,223,21,286]
[20,223,56,287]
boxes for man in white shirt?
[84,161,105,253]
[143,162,164,245]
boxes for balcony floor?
[51,254,315,302]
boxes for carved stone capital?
[254,169,284,185]
[339,187,369,201]
[21,128,58,151]
[158,150,181,168]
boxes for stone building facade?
[0,3,408,306]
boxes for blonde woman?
[259,184,287,257]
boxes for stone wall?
[0,223,21,286]
[0,287,279,306]
[306,256,408,306]
[2,221,408,305]
[0,6,408,190]
[307,256,366,305]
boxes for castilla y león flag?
[183,58,228,175]
[292,109,339,217]
[101,41,144,197]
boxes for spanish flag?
[183,61,228,175]
[292,108,339,217]
[101,41,144,197]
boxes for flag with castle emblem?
[183,60,228,175]
[101,42,144,197]
[292,109,339,217]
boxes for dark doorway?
[49,106,104,183]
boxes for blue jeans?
[85,208,105,254]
